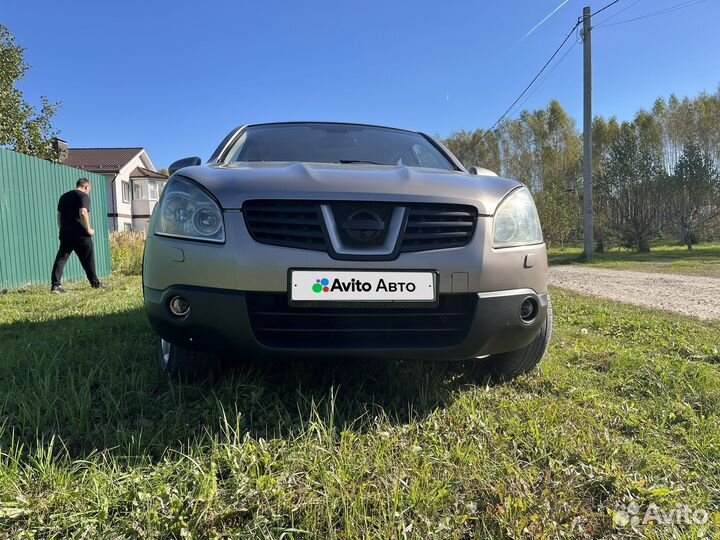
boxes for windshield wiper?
[337,159,384,165]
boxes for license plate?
[289,270,436,302]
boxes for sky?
[3,0,719,169]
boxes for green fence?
[0,149,111,289]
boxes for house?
[62,147,168,232]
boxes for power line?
[598,0,706,27]
[512,40,581,116]
[589,0,622,18]
[480,0,624,140]
[480,24,580,139]
[596,0,707,28]
[594,0,644,26]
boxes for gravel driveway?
[549,265,720,320]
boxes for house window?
[133,181,144,201]
[123,223,132,232]
[148,181,159,201]
[122,181,131,203]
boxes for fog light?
[519,297,538,323]
[168,295,190,317]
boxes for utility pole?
[582,6,593,258]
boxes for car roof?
[241,121,421,135]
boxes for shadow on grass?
[0,307,475,460]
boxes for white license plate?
[290,270,436,302]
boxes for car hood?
[176,162,523,215]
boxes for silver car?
[143,122,551,380]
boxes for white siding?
[105,150,165,232]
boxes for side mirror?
[468,166,498,177]
[168,156,202,176]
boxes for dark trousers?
[51,236,100,287]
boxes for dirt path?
[549,265,720,320]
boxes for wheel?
[157,338,221,381]
[482,296,553,382]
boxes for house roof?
[129,166,168,180]
[63,148,144,173]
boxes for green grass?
[1,278,720,538]
[109,231,145,276]
[548,242,720,278]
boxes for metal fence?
[0,148,111,289]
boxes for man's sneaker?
[92,282,107,289]
[51,285,67,294]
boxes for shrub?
[110,231,145,276]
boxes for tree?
[536,185,576,249]
[493,101,582,245]
[601,123,665,252]
[443,129,501,173]
[0,24,60,160]
[592,116,621,252]
[663,144,720,250]
[442,90,720,249]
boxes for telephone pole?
[582,6,593,258]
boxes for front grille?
[243,200,478,256]
[243,200,326,251]
[400,204,477,252]
[246,293,477,349]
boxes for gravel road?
[549,265,720,320]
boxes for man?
[50,178,104,293]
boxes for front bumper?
[142,213,549,296]
[144,285,548,361]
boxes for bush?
[110,231,145,276]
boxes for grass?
[1,278,720,538]
[548,242,720,278]
[109,231,145,276]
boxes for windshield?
[223,123,456,171]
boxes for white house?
[62,147,168,232]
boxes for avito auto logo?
[312,278,331,293]
[312,276,417,294]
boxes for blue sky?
[3,0,719,169]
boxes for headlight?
[493,188,543,248]
[155,177,225,243]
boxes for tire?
[157,338,221,381]
[482,296,553,382]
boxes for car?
[143,122,551,381]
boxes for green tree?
[601,123,664,252]
[444,90,720,249]
[443,129,501,173]
[536,186,576,249]
[0,24,60,160]
[592,116,621,252]
[664,143,720,250]
[495,102,582,245]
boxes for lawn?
[1,277,719,539]
[548,242,720,278]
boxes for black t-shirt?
[58,190,91,239]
